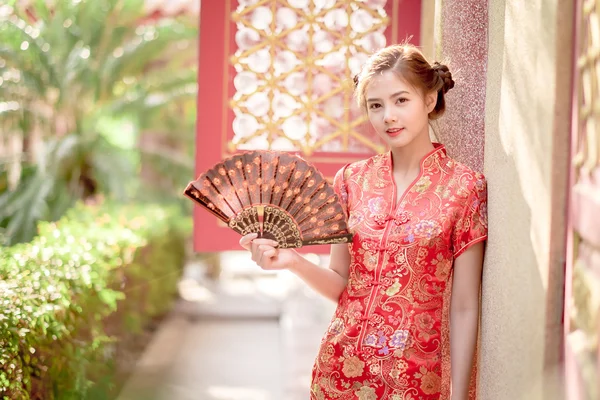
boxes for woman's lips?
[386,128,404,137]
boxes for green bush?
[0,202,190,399]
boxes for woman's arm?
[450,241,485,400]
[240,234,351,302]
[288,242,351,302]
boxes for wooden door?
[193,0,422,252]
[564,0,600,398]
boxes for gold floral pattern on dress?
[319,344,335,365]
[414,312,436,342]
[355,385,377,400]
[342,356,365,378]
[311,144,487,400]
[416,366,442,395]
[311,383,326,400]
[414,175,432,193]
[368,362,381,375]
[385,280,402,296]
[431,252,452,281]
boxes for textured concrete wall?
[480,0,571,399]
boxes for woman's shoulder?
[443,156,487,193]
[341,153,388,178]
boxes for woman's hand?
[239,233,300,271]
[240,233,350,302]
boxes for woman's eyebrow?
[367,90,409,102]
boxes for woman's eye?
[397,97,408,104]
[369,103,381,109]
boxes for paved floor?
[118,251,336,400]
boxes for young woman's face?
[365,70,436,149]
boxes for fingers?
[251,242,279,267]
[251,243,275,262]
[251,239,278,263]
[251,238,279,247]
[239,234,279,250]
[239,233,280,268]
[239,233,258,250]
[263,248,278,259]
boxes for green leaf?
[0,17,59,88]
[0,172,54,245]
[97,289,125,312]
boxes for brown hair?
[354,44,455,120]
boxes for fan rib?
[221,160,246,212]
[241,152,258,206]
[269,155,281,207]
[238,154,255,209]
[285,179,325,220]
[260,152,274,206]
[203,172,239,217]
[258,153,263,205]
[276,160,298,209]
[292,186,331,226]
[300,210,342,235]
[184,184,230,223]
[295,196,333,223]
[279,160,313,215]
[272,161,288,208]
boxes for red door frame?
[194,0,422,253]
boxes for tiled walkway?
[118,252,336,400]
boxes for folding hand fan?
[183,150,354,248]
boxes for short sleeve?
[332,164,350,219]
[452,176,488,258]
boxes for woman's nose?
[384,111,397,124]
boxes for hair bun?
[432,62,455,94]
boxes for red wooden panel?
[194,0,422,252]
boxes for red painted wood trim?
[194,0,233,252]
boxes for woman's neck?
[390,133,435,177]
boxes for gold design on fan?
[228,207,261,235]
[305,236,352,246]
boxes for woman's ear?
[425,91,437,113]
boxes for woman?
[240,44,488,400]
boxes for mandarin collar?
[386,143,447,171]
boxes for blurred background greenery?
[0,0,198,398]
[0,0,198,246]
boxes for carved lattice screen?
[194,0,421,252]
[229,0,391,156]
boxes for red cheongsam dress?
[310,143,488,400]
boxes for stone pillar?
[436,0,488,172]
